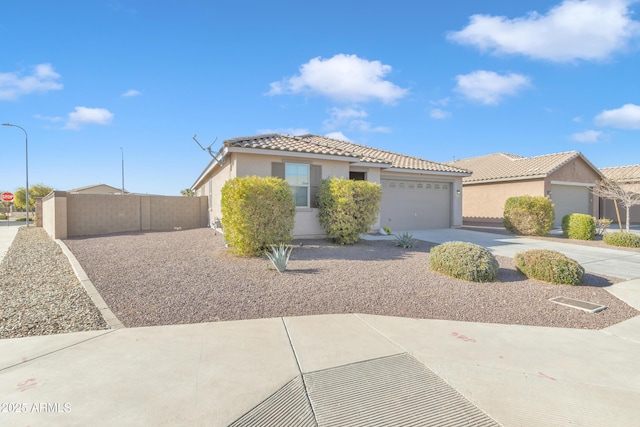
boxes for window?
[349,171,366,181]
[285,163,310,207]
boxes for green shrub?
[503,196,555,236]
[317,178,382,245]
[514,249,584,285]
[0,213,6,220]
[429,241,499,282]
[603,232,640,248]
[221,176,296,256]
[561,213,595,240]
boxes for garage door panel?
[380,180,450,230]
[551,185,591,226]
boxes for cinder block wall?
[43,192,209,238]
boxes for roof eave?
[463,174,547,185]
[226,146,361,162]
[384,167,471,177]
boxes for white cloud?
[0,63,63,100]
[122,89,141,97]
[322,107,368,130]
[33,114,63,123]
[64,107,114,130]
[572,116,583,123]
[267,54,408,104]
[455,70,531,105]
[430,97,450,107]
[571,130,604,143]
[448,0,640,62]
[322,107,390,133]
[257,127,309,136]
[594,103,640,129]
[430,108,452,119]
[324,131,352,142]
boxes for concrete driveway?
[368,228,640,281]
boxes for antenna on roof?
[193,134,222,165]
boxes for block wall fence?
[41,192,208,239]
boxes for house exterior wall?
[601,199,640,224]
[238,152,349,237]
[194,151,465,236]
[462,180,545,223]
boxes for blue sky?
[2,0,640,196]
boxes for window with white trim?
[285,163,310,207]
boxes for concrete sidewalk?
[1,227,640,426]
[0,222,21,263]
[0,314,639,426]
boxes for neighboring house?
[68,184,128,195]
[449,151,603,226]
[191,134,471,237]
[600,164,640,225]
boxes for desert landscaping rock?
[0,228,108,339]
[61,228,638,330]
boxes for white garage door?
[380,180,451,230]
[551,184,591,226]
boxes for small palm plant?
[394,232,418,248]
[266,243,293,273]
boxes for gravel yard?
[0,228,107,339]
[58,227,639,330]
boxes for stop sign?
[1,192,14,202]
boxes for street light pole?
[120,147,125,195]
[2,123,29,227]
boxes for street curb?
[56,239,125,330]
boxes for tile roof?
[448,151,601,183]
[224,134,470,174]
[600,164,640,183]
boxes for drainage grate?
[549,296,607,313]
[230,353,500,426]
[229,375,315,427]
[305,353,499,427]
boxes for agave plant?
[266,243,293,273]
[394,232,417,249]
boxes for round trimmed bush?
[603,232,640,248]
[221,176,296,256]
[429,241,499,282]
[503,195,555,236]
[514,249,584,285]
[561,213,595,240]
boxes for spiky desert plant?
[394,232,417,248]
[266,243,293,273]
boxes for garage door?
[380,180,451,230]
[551,184,591,226]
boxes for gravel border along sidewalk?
[0,228,108,339]
[61,227,638,331]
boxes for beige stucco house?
[449,151,603,226]
[191,134,471,237]
[600,164,640,225]
[68,184,128,195]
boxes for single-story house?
[191,134,471,237]
[68,184,128,195]
[600,164,640,225]
[448,151,603,226]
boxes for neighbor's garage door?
[551,184,591,226]
[380,180,451,230]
